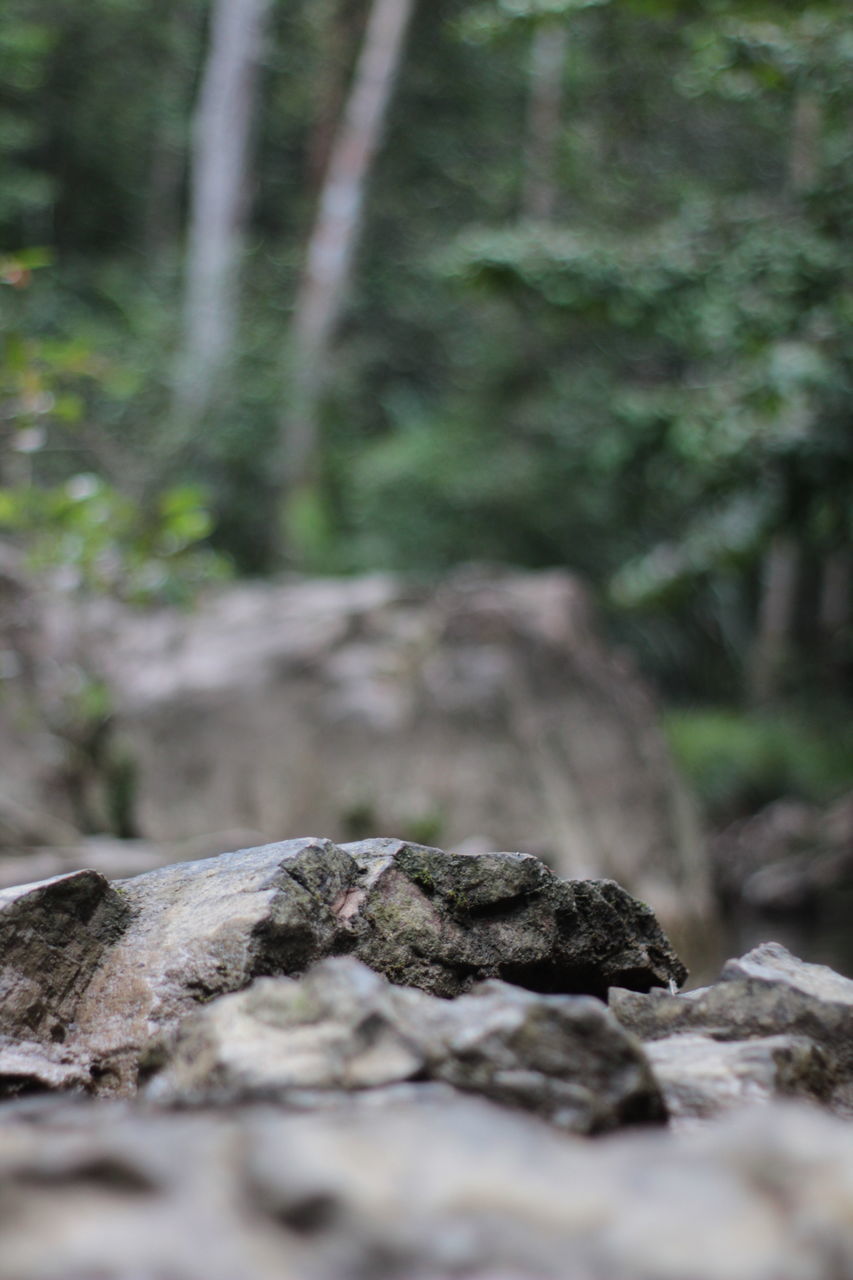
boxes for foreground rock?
[144,956,665,1133]
[1,1095,852,1280]
[611,942,853,1121]
[0,838,686,1096]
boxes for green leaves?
[0,474,230,604]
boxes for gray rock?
[0,838,686,1095]
[0,566,711,950]
[611,942,853,1115]
[144,956,665,1134]
[1,1096,853,1280]
[712,792,853,912]
[0,1038,89,1099]
[343,839,687,998]
[645,1033,834,1125]
[0,869,129,1042]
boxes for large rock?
[143,956,666,1134]
[0,870,128,1042]
[611,942,853,1120]
[644,1033,834,1126]
[0,838,686,1096]
[712,792,853,913]
[0,566,711,946]
[1,1097,852,1280]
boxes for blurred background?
[1,0,852,974]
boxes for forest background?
[2,0,853,827]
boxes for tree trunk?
[788,90,821,195]
[522,17,568,224]
[304,0,367,198]
[747,89,822,703]
[819,547,850,688]
[749,534,800,704]
[173,0,271,431]
[276,0,417,558]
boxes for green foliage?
[665,707,853,822]
[0,0,851,720]
[0,250,231,602]
[0,473,230,604]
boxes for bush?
[664,706,853,824]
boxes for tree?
[276,0,418,559]
[522,16,569,223]
[173,0,271,433]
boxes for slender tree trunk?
[819,547,850,688]
[748,89,822,702]
[522,17,568,224]
[788,90,821,195]
[304,0,366,198]
[173,0,271,430]
[749,534,800,703]
[276,0,417,556]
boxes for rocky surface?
[611,941,853,1120]
[143,956,665,1133]
[0,563,711,947]
[0,838,686,1096]
[1,1095,853,1280]
[2,837,853,1280]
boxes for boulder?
[0,1096,852,1280]
[644,1033,834,1125]
[0,838,686,1096]
[143,955,666,1134]
[0,566,711,948]
[611,942,853,1119]
[0,869,129,1042]
[712,793,853,913]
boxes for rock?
[712,793,853,913]
[0,566,711,949]
[344,839,687,998]
[645,1034,834,1125]
[0,1038,89,1099]
[0,870,129,1042]
[0,838,686,1095]
[1,1096,853,1280]
[611,942,853,1117]
[143,956,665,1134]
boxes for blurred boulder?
[712,792,853,913]
[1,1096,853,1280]
[0,566,711,947]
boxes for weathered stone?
[1,1097,853,1280]
[144,956,665,1134]
[345,839,687,998]
[0,869,129,1043]
[0,839,685,1096]
[645,1033,834,1125]
[0,1038,89,1099]
[611,942,853,1115]
[712,792,853,912]
[0,566,711,951]
[72,837,360,1093]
